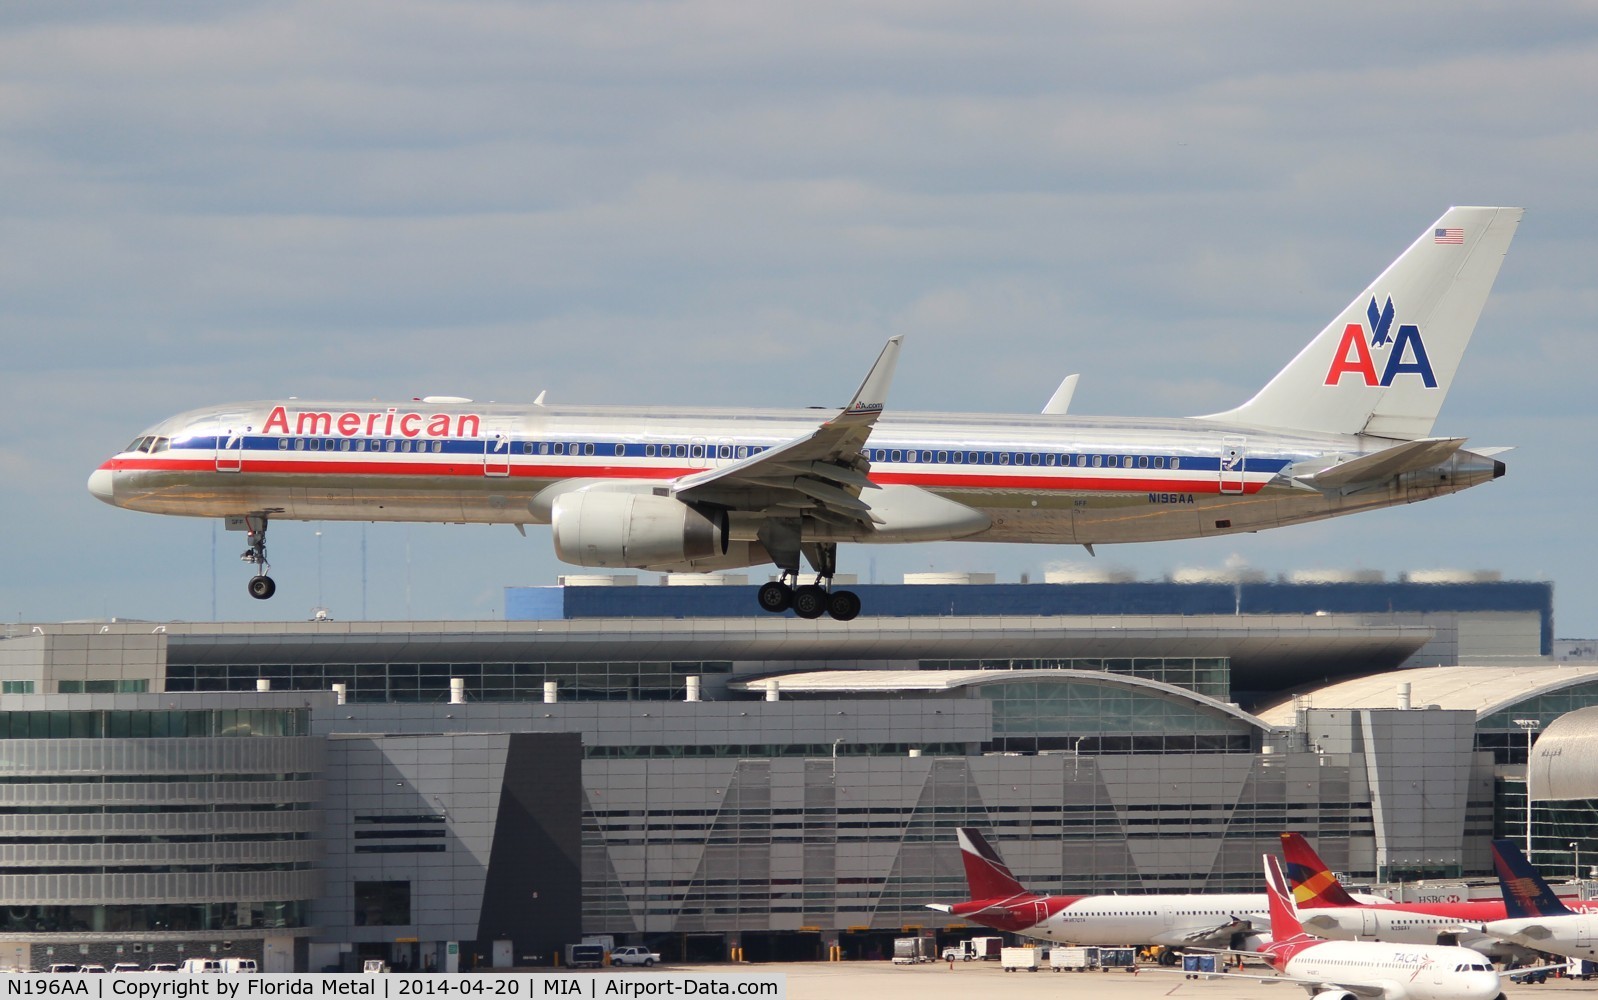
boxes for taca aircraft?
[926,827,1390,955]
[89,207,1520,619]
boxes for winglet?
[1042,374,1079,415]
[841,336,903,418]
[1492,839,1575,919]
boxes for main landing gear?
[754,540,861,621]
[240,514,276,600]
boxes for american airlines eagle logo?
[1323,296,1437,388]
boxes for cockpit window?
[126,436,154,453]
[150,437,170,453]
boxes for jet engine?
[1310,992,1358,1000]
[551,491,741,570]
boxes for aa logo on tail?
[1324,297,1437,388]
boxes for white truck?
[940,936,1003,962]
[1000,946,1039,972]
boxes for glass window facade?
[0,709,307,739]
[976,678,1256,754]
[920,657,1230,701]
[165,662,733,703]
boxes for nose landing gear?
[240,514,276,600]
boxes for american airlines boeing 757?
[89,207,1520,618]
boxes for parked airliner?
[1282,832,1557,958]
[1482,838,1598,962]
[926,827,1389,955]
[89,207,1520,618]
[1239,855,1503,1000]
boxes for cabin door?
[1219,435,1246,494]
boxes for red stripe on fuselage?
[946,895,1082,932]
[98,456,1265,495]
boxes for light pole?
[1513,719,1542,855]
[831,738,845,779]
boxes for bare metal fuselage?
[93,400,1503,547]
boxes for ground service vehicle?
[1000,946,1039,972]
[563,944,604,969]
[610,946,661,967]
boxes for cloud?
[3,1,1597,629]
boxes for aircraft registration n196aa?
[89,207,1520,620]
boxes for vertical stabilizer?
[954,827,1029,899]
[1261,854,1321,967]
[1201,207,1522,439]
[1491,839,1574,919]
[1281,832,1361,908]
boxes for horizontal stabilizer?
[1298,437,1466,490]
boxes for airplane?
[1482,838,1598,962]
[88,207,1521,619]
[925,826,1390,958]
[1281,832,1560,958]
[1232,854,1503,1000]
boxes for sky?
[3,2,1596,631]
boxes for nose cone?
[87,467,116,505]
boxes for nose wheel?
[239,514,276,600]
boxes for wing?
[1163,969,1385,998]
[670,336,901,531]
[1150,916,1258,948]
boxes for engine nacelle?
[551,491,729,569]
[1311,991,1359,1000]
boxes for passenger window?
[1171,457,1181,470]
[401,440,412,452]
[340,440,351,452]
[717,444,730,459]
[385,441,397,453]
[1091,455,1101,467]
[355,440,366,452]
[1123,456,1134,468]
[293,439,305,451]
[277,439,289,451]
[998,453,1009,465]
[691,444,704,459]
[1154,456,1164,469]
[616,444,626,457]
[736,446,748,459]
[1138,456,1148,468]
[937,451,948,463]
[433,441,443,453]
[1029,453,1041,466]
[552,442,564,455]
[676,444,687,458]
[645,444,656,457]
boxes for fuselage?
[946,890,1384,949]
[1484,912,1598,960]
[1267,937,1501,1000]
[89,399,1503,546]
[1303,896,1595,956]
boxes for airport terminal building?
[0,573,1584,970]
